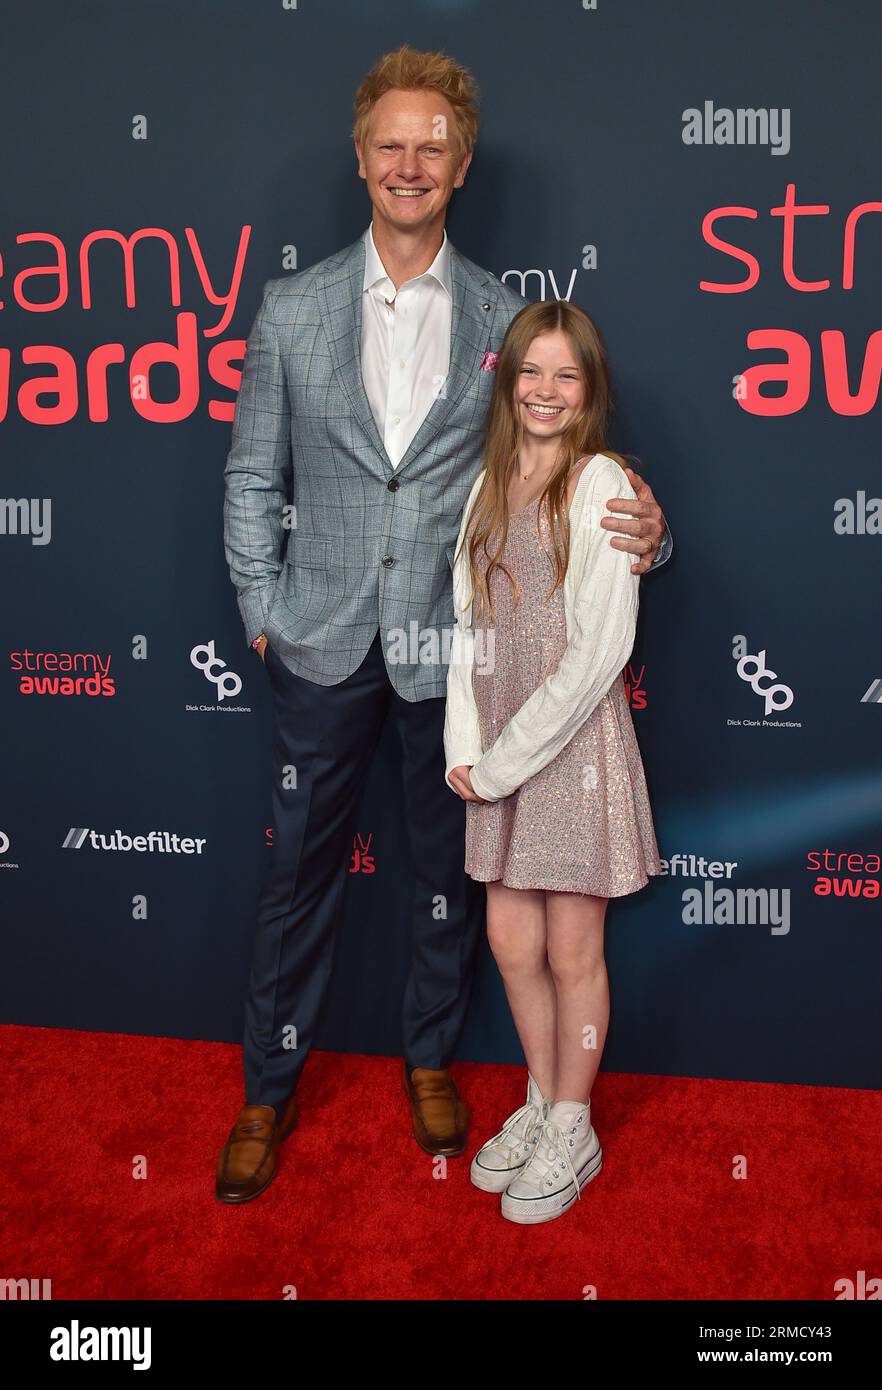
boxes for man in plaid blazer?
[217,47,671,1203]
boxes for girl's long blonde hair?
[460,299,628,625]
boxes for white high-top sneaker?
[470,1074,548,1193]
[500,1098,602,1224]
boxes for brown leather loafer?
[403,1063,469,1157]
[215,1092,298,1204]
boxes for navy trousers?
[242,628,486,1117]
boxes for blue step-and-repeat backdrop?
[2,0,880,1089]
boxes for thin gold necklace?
[518,461,544,482]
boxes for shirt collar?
[362,222,452,300]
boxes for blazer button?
[382,555,395,567]
[387,478,400,491]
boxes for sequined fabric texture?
[464,495,662,896]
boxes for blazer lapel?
[393,244,499,478]
[316,234,391,473]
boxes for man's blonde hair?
[352,44,480,159]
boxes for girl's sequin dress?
[464,495,661,896]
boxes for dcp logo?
[732,635,794,714]
[190,640,242,701]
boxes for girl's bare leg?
[485,880,556,1098]
[545,891,609,1104]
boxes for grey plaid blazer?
[223,230,671,702]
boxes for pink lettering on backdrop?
[700,182,881,414]
[0,224,253,423]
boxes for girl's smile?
[516,329,586,440]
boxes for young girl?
[443,300,662,1225]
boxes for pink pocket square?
[479,350,499,372]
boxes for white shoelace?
[484,1098,546,1160]
[522,1116,583,1199]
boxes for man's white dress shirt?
[360,223,452,467]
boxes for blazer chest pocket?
[284,536,332,571]
[473,365,498,399]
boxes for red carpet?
[2,1023,879,1300]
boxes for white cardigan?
[443,453,642,804]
